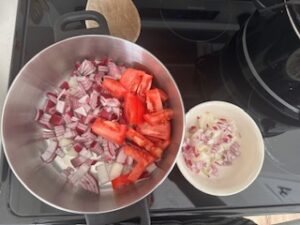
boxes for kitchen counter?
[0,0,18,146]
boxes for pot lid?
[285,0,300,39]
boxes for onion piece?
[71,155,88,168]
[109,162,123,180]
[89,90,99,109]
[39,113,52,128]
[56,100,66,114]
[69,163,90,185]
[54,125,65,137]
[80,173,99,194]
[96,163,110,185]
[41,140,58,163]
[64,128,76,138]
[74,106,87,117]
[78,94,90,104]
[42,129,55,139]
[116,149,127,164]
[59,81,69,90]
[78,59,96,76]
[77,77,93,91]
[107,61,121,79]
[61,167,74,178]
[56,148,65,158]
[57,89,66,100]
[74,143,83,152]
[34,109,44,121]
[50,114,63,126]
[126,156,134,166]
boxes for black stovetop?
[2,0,300,224]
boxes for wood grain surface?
[86,0,141,42]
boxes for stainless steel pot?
[1,11,185,225]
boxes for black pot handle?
[84,198,150,225]
[54,10,110,42]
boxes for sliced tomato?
[124,93,145,125]
[123,145,155,166]
[120,68,144,93]
[143,109,174,125]
[102,78,127,99]
[126,128,154,151]
[146,89,163,112]
[157,88,168,101]
[128,163,146,182]
[111,174,132,189]
[91,118,127,144]
[138,122,171,140]
[137,73,152,96]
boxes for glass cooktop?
[2,0,300,224]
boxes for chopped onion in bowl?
[182,112,241,177]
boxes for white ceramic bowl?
[177,101,264,196]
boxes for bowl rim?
[177,100,265,196]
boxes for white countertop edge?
[0,0,19,147]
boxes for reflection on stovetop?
[3,0,300,224]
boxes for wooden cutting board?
[86,0,141,42]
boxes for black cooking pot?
[238,1,300,121]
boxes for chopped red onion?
[78,94,90,104]
[107,61,121,79]
[109,162,123,180]
[59,81,69,90]
[56,148,65,158]
[42,129,55,139]
[71,155,88,167]
[116,148,127,164]
[57,89,66,100]
[34,109,43,121]
[69,163,90,185]
[77,76,93,91]
[96,163,110,185]
[54,125,65,137]
[78,59,96,76]
[74,106,87,117]
[50,114,63,126]
[43,99,56,113]
[41,140,58,163]
[61,167,74,178]
[56,100,66,114]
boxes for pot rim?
[1,34,186,214]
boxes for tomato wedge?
[146,89,163,112]
[137,73,152,96]
[126,128,154,151]
[143,109,174,125]
[120,68,153,96]
[138,122,171,140]
[102,78,127,99]
[128,163,145,182]
[123,145,155,166]
[111,174,132,189]
[91,118,127,144]
[120,68,144,93]
[124,93,145,125]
